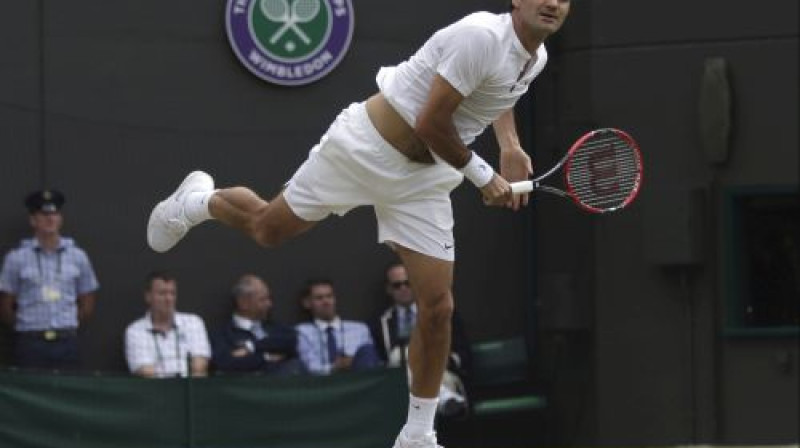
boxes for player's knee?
[252,222,286,248]
[417,291,454,328]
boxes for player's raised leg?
[147,171,314,253]
[392,244,453,448]
[208,187,315,247]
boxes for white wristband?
[460,152,495,188]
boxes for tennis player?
[147,0,570,446]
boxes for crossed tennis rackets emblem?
[260,0,321,45]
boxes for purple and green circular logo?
[225,0,354,86]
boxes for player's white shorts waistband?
[284,101,464,261]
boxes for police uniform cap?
[25,189,66,214]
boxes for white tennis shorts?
[284,101,464,261]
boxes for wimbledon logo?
[225,0,354,86]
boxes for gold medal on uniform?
[42,285,62,302]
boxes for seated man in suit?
[211,274,304,375]
[295,278,381,375]
[372,261,471,417]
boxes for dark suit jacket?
[370,306,472,380]
[211,319,303,374]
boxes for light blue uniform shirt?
[295,318,374,374]
[0,237,99,331]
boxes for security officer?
[0,189,99,370]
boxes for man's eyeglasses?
[390,280,411,290]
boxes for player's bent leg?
[147,171,317,253]
[210,189,316,248]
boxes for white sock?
[184,190,216,225]
[403,394,438,438]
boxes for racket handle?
[510,180,534,194]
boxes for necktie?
[398,306,415,341]
[325,326,338,363]
[406,306,416,328]
[251,323,266,340]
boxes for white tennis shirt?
[377,11,548,146]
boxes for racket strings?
[566,133,642,212]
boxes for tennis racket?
[510,128,643,214]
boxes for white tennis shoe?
[147,171,214,253]
[392,431,442,448]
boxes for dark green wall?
[0,368,408,448]
[533,0,799,445]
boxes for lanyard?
[150,327,182,376]
[35,249,63,283]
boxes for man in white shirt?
[125,271,211,378]
[146,0,570,446]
